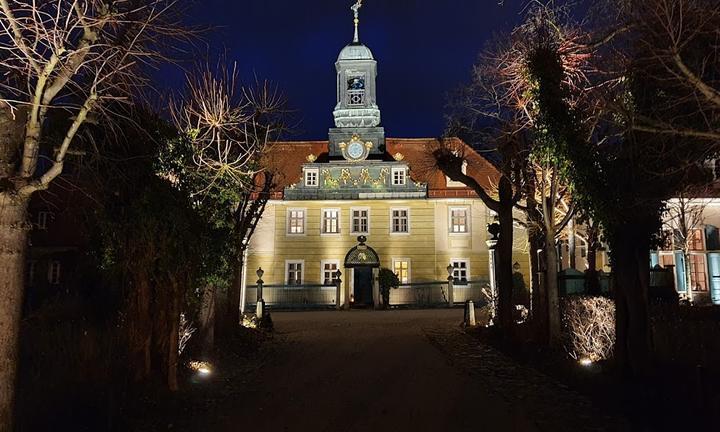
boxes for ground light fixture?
[189,361,213,376]
[579,358,593,366]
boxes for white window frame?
[390,207,410,235]
[286,208,307,236]
[391,167,407,186]
[392,258,411,285]
[37,211,51,230]
[446,160,468,188]
[450,258,470,284]
[48,260,61,285]
[350,207,370,234]
[321,208,341,235]
[449,206,470,235]
[304,168,319,187]
[285,260,304,286]
[321,260,340,286]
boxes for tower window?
[347,76,366,106]
[305,169,319,187]
[392,168,407,186]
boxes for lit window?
[391,209,409,233]
[286,261,303,285]
[288,209,305,234]
[689,254,708,291]
[322,261,339,286]
[48,261,61,285]
[392,167,407,186]
[451,260,469,283]
[37,211,51,230]
[305,169,319,187]
[450,207,469,233]
[393,259,410,284]
[322,209,340,234]
[351,208,369,234]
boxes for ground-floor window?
[392,258,411,284]
[451,259,469,283]
[689,254,708,292]
[322,260,339,286]
[48,261,61,285]
[286,260,303,285]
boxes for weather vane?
[351,0,363,43]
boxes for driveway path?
[185,309,628,432]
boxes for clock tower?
[328,1,385,161]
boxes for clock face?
[347,141,365,160]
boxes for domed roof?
[338,43,374,61]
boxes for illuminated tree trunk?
[0,195,29,431]
[496,178,515,334]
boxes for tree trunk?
[0,194,30,432]
[198,283,216,355]
[224,248,246,334]
[496,180,515,334]
[568,218,576,270]
[529,230,548,340]
[612,225,651,377]
[545,230,561,346]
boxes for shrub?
[561,296,615,362]
[378,268,400,308]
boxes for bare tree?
[0,1,187,428]
[171,65,286,336]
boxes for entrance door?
[353,267,373,306]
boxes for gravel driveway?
[184,309,628,432]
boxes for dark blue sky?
[179,0,529,140]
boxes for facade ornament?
[393,152,405,161]
[306,154,317,163]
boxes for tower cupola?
[333,1,381,128]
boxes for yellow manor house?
[242,16,529,310]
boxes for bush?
[561,296,615,362]
[378,268,400,308]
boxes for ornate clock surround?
[339,133,373,162]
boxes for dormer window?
[347,76,366,106]
[392,167,407,186]
[304,168,319,187]
[446,160,468,188]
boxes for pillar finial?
[351,0,363,43]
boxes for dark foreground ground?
[133,309,631,432]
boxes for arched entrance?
[344,236,380,307]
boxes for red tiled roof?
[259,137,500,199]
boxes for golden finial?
[306,154,317,163]
[393,152,405,161]
[351,1,363,43]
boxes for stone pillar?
[446,264,455,307]
[334,269,343,310]
[256,267,265,319]
[344,268,352,309]
[465,300,477,326]
[372,267,380,308]
[486,224,500,324]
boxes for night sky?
[177,0,529,140]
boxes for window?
[689,254,708,291]
[286,261,303,285]
[446,160,468,188]
[688,229,705,251]
[451,260,469,283]
[48,261,61,285]
[659,253,675,268]
[392,167,407,186]
[322,209,340,234]
[450,207,469,233]
[392,259,411,284]
[321,261,339,286]
[27,261,36,286]
[287,209,305,235]
[351,208,369,234]
[391,208,409,234]
[37,211,51,230]
[305,168,319,187]
[347,76,366,106]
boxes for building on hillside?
[241,5,530,310]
